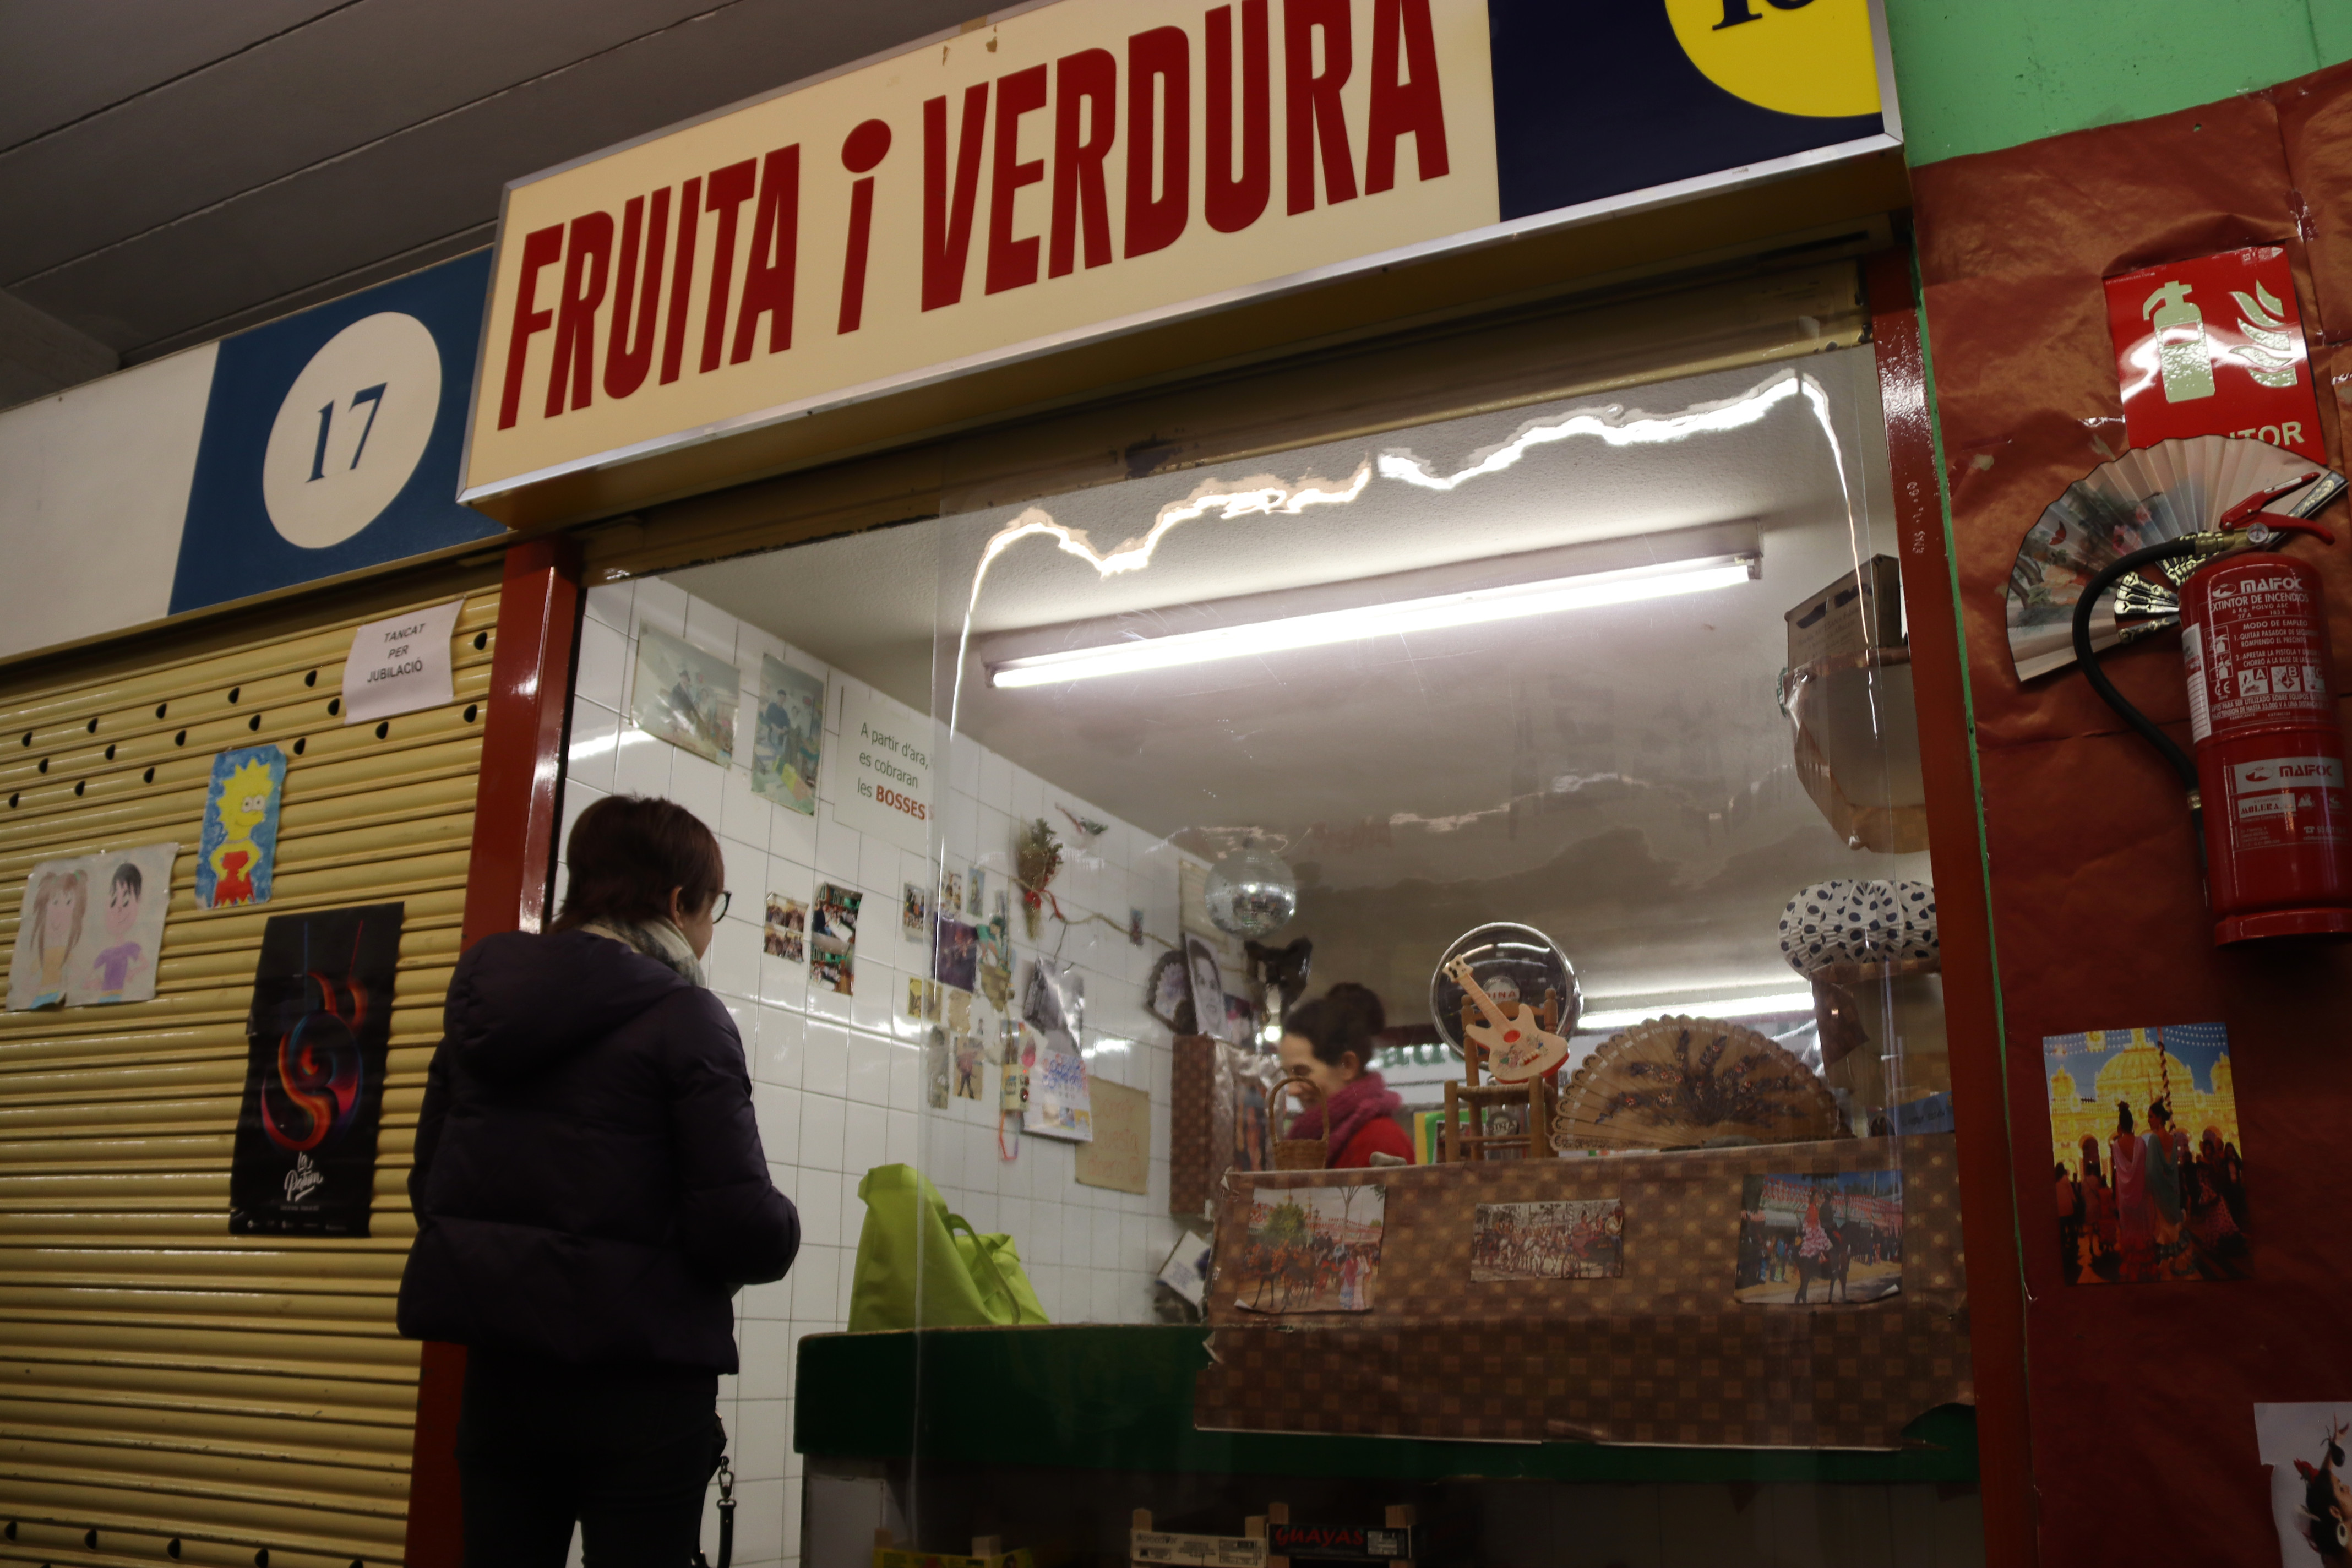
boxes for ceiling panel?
[0,0,345,150]
[4,0,979,355]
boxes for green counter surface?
[793,1325,1978,1485]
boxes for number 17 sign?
[2104,245,2326,463]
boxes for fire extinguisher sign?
[2104,246,2325,463]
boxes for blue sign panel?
[1487,0,1884,223]
[171,252,502,614]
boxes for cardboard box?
[1785,556,1905,668]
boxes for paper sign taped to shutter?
[342,599,463,723]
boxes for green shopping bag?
[847,1164,1049,1331]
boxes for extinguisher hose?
[2071,540,2205,844]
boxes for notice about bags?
[228,903,406,1236]
[342,598,462,724]
[832,682,933,855]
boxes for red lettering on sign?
[604,188,671,399]
[1366,0,1447,193]
[1285,0,1357,214]
[837,119,891,335]
[1049,48,1117,278]
[732,145,801,362]
[1125,25,1190,257]
[1205,0,1271,233]
[496,224,563,430]
[987,65,1049,294]
[658,176,703,385]
[923,84,990,311]
[698,159,758,373]
[546,211,613,417]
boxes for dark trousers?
[456,1350,725,1568]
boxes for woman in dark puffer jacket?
[398,794,798,1566]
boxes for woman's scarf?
[1283,1070,1403,1162]
[581,916,706,988]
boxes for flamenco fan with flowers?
[2005,434,2345,681]
[1551,1017,1842,1152]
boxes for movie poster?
[2046,1022,2250,1284]
[228,902,405,1236]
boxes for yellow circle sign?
[1663,0,1881,120]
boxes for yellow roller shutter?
[0,580,502,1568]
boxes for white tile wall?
[563,578,1192,1568]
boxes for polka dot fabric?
[1778,878,1937,975]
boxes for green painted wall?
[1883,0,2352,165]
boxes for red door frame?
[1865,247,2037,1565]
[401,535,583,1568]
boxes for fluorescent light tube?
[1576,990,1820,1032]
[988,552,1758,689]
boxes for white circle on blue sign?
[262,312,442,548]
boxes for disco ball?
[1204,845,1297,938]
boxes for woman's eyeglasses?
[711,891,732,922]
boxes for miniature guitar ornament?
[1442,956,1570,1083]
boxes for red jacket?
[1331,1113,1414,1168]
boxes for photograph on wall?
[1734,1170,1904,1305]
[763,895,805,961]
[1146,950,1191,1031]
[924,1026,951,1109]
[934,917,979,993]
[952,1034,986,1100]
[941,869,963,915]
[197,744,287,910]
[966,868,986,918]
[7,843,179,1011]
[946,986,972,1034]
[902,880,929,937]
[630,627,738,765]
[1185,937,1231,1043]
[1471,1198,1625,1281]
[2256,1403,2352,1567]
[810,882,861,994]
[906,976,941,1022]
[750,654,824,814]
[1021,1029,1092,1141]
[976,896,1012,1012]
[1231,1183,1385,1314]
[2046,1022,2248,1284]
[228,902,405,1236]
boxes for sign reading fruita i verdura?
[832,682,932,856]
[342,599,463,725]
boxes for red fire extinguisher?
[2074,491,2352,944]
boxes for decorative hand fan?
[2005,435,2345,681]
[1550,1016,1842,1153]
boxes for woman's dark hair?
[1284,982,1386,1067]
[551,794,726,933]
[2116,1102,2136,1135]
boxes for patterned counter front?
[1197,1135,1969,1451]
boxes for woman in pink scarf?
[1274,983,1413,1168]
